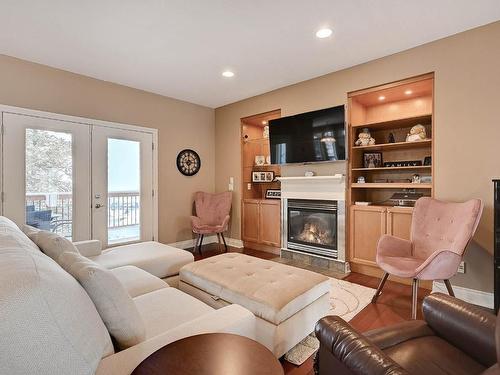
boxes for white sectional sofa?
[0,217,255,375]
[75,239,194,287]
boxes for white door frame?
[92,126,154,247]
[0,104,158,242]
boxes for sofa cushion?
[89,241,194,279]
[385,335,486,375]
[111,266,169,298]
[0,217,114,375]
[25,226,79,261]
[179,253,330,325]
[60,252,146,349]
[133,287,213,339]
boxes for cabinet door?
[350,206,386,266]
[259,200,281,246]
[387,207,413,240]
[242,200,260,242]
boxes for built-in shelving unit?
[240,109,282,254]
[348,73,434,205]
[346,73,435,288]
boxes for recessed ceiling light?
[316,28,333,39]
[222,70,235,78]
[262,120,268,125]
[378,95,386,101]
[405,89,413,95]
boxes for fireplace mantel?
[278,174,346,201]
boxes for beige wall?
[0,54,215,244]
[215,21,500,293]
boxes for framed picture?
[265,171,275,182]
[363,152,382,168]
[423,156,432,166]
[265,189,281,199]
[383,160,422,168]
[252,171,275,183]
[251,171,262,182]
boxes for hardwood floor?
[189,243,431,375]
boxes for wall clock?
[176,149,201,176]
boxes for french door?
[92,126,154,248]
[2,112,91,241]
[1,109,156,246]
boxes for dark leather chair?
[315,293,499,375]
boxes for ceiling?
[1,1,500,108]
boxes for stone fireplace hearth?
[278,175,348,274]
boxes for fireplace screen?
[287,200,337,256]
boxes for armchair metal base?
[196,234,204,255]
[371,272,389,303]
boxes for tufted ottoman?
[179,253,330,357]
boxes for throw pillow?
[59,252,146,349]
[25,227,79,262]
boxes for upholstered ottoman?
[179,253,330,357]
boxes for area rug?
[284,278,375,366]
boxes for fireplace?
[286,199,343,259]
[278,175,347,271]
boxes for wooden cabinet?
[242,200,260,243]
[350,205,413,267]
[350,206,387,265]
[259,200,281,246]
[386,207,413,240]
[242,199,281,249]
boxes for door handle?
[95,203,105,209]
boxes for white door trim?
[0,104,158,242]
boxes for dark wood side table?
[131,333,284,375]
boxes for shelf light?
[405,90,413,95]
[262,121,268,125]
[378,95,386,101]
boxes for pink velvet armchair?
[372,197,483,319]
[190,191,232,255]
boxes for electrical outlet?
[457,261,466,274]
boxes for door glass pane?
[108,138,140,244]
[25,129,73,239]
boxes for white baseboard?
[225,237,244,248]
[432,281,494,309]
[168,235,243,250]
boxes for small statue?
[355,128,376,146]
[406,124,427,142]
[263,125,269,139]
[388,132,395,143]
[412,174,421,184]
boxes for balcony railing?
[25,191,140,237]
[108,191,140,228]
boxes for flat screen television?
[269,105,346,164]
